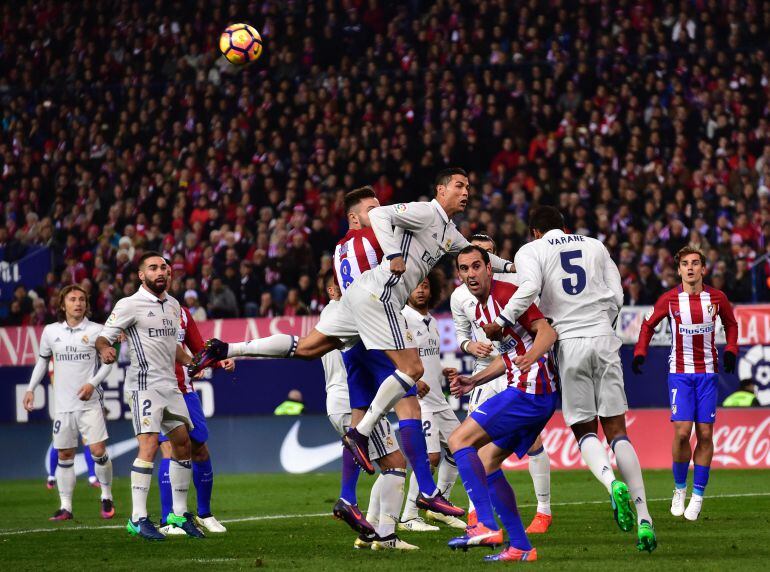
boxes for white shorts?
[557,335,628,426]
[467,374,509,414]
[127,386,193,436]
[327,413,400,461]
[422,408,461,454]
[52,406,109,449]
[316,282,417,351]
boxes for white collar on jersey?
[61,317,89,332]
[402,303,432,323]
[137,284,168,303]
[541,228,565,240]
[431,198,450,224]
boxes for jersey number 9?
[560,250,586,295]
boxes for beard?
[144,276,167,295]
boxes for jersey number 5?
[560,250,586,295]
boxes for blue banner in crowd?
[1,346,743,424]
[0,246,51,301]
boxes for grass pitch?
[1,469,769,570]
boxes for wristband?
[460,340,470,354]
[386,253,403,260]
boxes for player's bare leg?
[524,435,552,533]
[684,422,713,521]
[188,329,341,375]
[671,420,693,516]
[88,440,114,518]
[50,447,76,521]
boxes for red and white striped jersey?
[333,227,383,291]
[634,285,739,374]
[175,306,219,393]
[473,280,557,395]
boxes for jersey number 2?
[560,250,586,295]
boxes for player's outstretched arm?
[451,355,507,397]
[512,318,557,373]
[97,298,135,363]
[449,229,513,273]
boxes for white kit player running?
[451,234,553,534]
[481,206,656,553]
[96,252,203,541]
[399,274,465,532]
[23,285,115,521]
[189,169,512,499]
[321,274,416,551]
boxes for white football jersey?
[361,199,511,308]
[497,229,623,339]
[38,318,105,413]
[451,274,518,375]
[320,301,351,416]
[99,286,181,391]
[401,304,450,413]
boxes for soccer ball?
[219,23,263,65]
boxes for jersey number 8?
[560,250,586,295]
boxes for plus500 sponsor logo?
[677,322,716,336]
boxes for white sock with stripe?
[528,446,551,515]
[356,370,417,437]
[401,471,420,521]
[228,335,297,358]
[56,459,75,512]
[377,469,406,538]
[366,473,385,527]
[170,459,192,516]
[93,453,113,501]
[131,459,154,521]
[437,453,459,499]
[578,433,616,493]
[612,437,652,524]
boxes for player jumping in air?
[399,273,465,532]
[451,234,553,533]
[156,282,235,535]
[482,206,657,552]
[447,245,558,562]
[97,252,203,540]
[24,285,115,521]
[190,171,512,516]
[321,272,417,550]
[633,246,738,521]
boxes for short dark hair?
[455,244,490,269]
[434,168,468,193]
[344,186,376,213]
[470,233,497,254]
[528,206,565,234]
[138,250,166,269]
[675,246,706,266]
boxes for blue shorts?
[667,373,718,424]
[470,388,557,458]
[342,340,416,410]
[158,391,208,444]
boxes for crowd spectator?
[2,0,770,325]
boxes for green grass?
[1,470,769,570]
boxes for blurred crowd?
[2,0,770,326]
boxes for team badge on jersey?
[106,312,117,325]
[81,335,89,344]
[707,304,717,317]
[406,330,414,343]
[394,203,407,213]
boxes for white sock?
[528,447,551,515]
[55,459,75,512]
[169,458,192,516]
[367,474,385,526]
[93,453,113,500]
[228,335,297,358]
[357,370,416,437]
[401,471,420,521]
[377,469,406,538]
[612,438,652,524]
[578,433,616,493]
[131,459,154,521]
[437,453,459,499]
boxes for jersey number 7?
[560,250,586,295]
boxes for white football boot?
[670,488,687,517]
[425,509,466,529]
[195,514,227,533]
[398,517,440,532]
[684,494,703,521]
